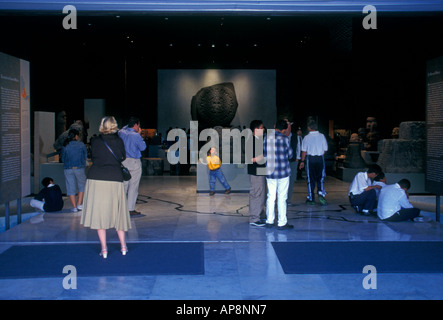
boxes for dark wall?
[0,12,442,140]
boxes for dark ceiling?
[1,11,443,136]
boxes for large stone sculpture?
[191,82,238,128]
[56,111,67,139]
[377,121,426,173]
[365,116,381,151]
[344,133,366,168]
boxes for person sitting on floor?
[348,164,383,215]
[373,171,387,200]
[30,177,64,212]
[377,179,421,222]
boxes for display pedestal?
[384,173,426,194]
[337,166,426,194]
[142,158,164,176]
[197,163,249,193]
[335,166,361,183]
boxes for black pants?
[383,208,421,222]
[349,189,377,212]
[306,155,326,201]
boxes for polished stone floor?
[0,175,442,300]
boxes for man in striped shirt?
[264,119,294,230]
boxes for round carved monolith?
[191,82,238,128]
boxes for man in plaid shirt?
[264,119,294,230]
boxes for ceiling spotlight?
[211,44,215,48]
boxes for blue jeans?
[209,168,230,191]
[64,168,86,196]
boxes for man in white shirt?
[377,179,421,221]
[299,120,328,205]
[348,164,383,215]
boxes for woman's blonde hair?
[99,116,119,134]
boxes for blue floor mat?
[272,241,443,274]
[0,242,204,278]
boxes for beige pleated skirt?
[81,179,131,231]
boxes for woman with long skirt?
[81,116,131,258]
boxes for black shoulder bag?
[100,136,132,181]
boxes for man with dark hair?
[377,179,421,221]
[118,116,147,215]
[248,120,267,226]
[348,164,383,215]
[30,177,64,212]
[299,119,328,205]
[263,119,294,230]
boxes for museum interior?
[0,10,442,131]
[0,2,443,301]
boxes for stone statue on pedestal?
[344,133,366,168]
[377,121,426,173]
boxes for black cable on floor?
[137,194,383,223]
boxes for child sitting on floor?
[30,177,64,212]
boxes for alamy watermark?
[166,121,272,176]
[62,265,77,289]
[62,4,377,31]
[363,5,377,30]
[62,5,77,30]
[362,265,377,289]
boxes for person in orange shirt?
[206,147,231,196]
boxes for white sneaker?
[71,207,78,213]
[77,205,83,211]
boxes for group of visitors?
[246,118,328,230]
[30,115,423,258]
[243,117,421,229]
[348,164,421,222]
[31,116,145,258]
